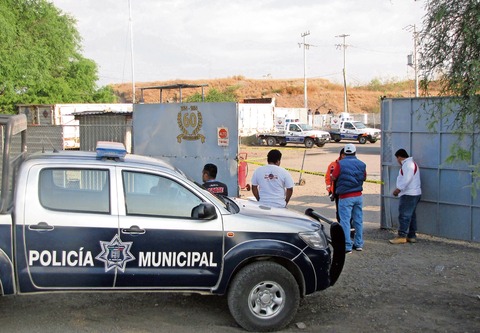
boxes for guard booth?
[381,97,480,242]
[133,102,239,197]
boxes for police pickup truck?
[257,122,331,148]
[0,115,345,332]
[328,120,381,144]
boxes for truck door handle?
[28,222,54,231]
[121,225,146,235]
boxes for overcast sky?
[50,0,425,87]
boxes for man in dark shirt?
[202,163,228,196]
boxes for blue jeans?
[338,195,363,251]
[398,195,421,238]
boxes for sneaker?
[389,237,407,244]
[407,237,417,243]
[354,247,363,251]
[345,250,352,254]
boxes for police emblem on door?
[96,235,135,272]
[177,105,205,143]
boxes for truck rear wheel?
[266,137,276,146]
[369,138,377,143]
[358,136,367,144]
[333,134,341,142]
[228,261,300,332]
[304,138,314,148]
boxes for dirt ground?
[239,143,480,333]
[2,142,479,333]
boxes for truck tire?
[266,137,276,146]
[333,134,341,142]
[227,261,300,332]
[358,136,367,144]
[316,142,325,147]
[369,138,377,143]
[279,142,287,146]
[304,138,314,148]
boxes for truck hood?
[364,128,381,136]
[227,197,321,232]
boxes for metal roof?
[139,83,208,103]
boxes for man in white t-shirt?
[251,149,294,208]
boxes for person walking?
[325,148,346,222]
[202,163,228,196]
[332,143,366,253]
[251,149,294,208]
[389,149,422,244]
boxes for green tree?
[0,0,116,114]
[419,0,480,194]
[186,87,238,103]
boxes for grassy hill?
[112,76,421,114]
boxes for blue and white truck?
[257,118,331,148]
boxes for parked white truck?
[257,118,331,148]
[328,119,381,144]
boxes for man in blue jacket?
[332,143,367,253]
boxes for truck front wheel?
[267,137,276,146]
[358,136,367,144]
[304,138,314,148]
[228,261,300,332]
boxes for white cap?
[344,143,356,154]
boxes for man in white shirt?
[390,149,422,244]
[251,149,294,208]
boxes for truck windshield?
[353,122,367,129]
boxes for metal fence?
[26,124,133,153]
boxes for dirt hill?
[112,77,421,114]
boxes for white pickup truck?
[328,120,381,144]
[0,114,345,332]
[257,121,331,148]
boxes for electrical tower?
[335,34,349,114]
[299,31,310,109]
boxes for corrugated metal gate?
[381,97,480,242]
[133,102,239,197]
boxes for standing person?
[332,143,366,253]
[251,149,294,208]
[389,149,422,244]
[202,163,228,196]
[325,148,346,222]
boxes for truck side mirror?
[191,202,217,220]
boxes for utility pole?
[406,24,419,97]
[129,0,136,103]
[299,31,310,109]
[336,34,349,114]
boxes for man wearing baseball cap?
[332,143,367,253]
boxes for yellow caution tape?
[243,159,383,185]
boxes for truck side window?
[39,168,110,213]
[122,171,202,218]
[344,122,354,129]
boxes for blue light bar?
[96,141,127,159]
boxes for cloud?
[51,0,424,86]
